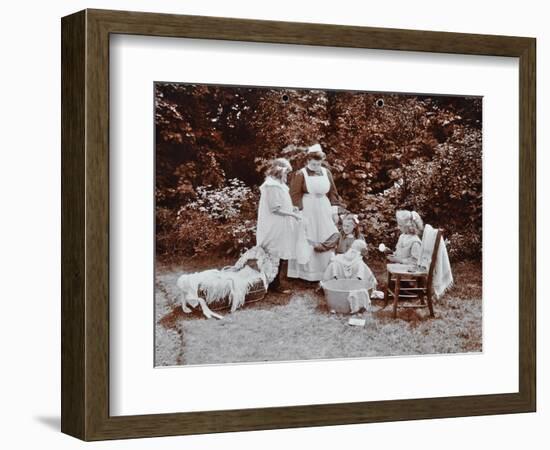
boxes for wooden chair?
[382,228,443,319]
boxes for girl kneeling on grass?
[322,239,377,290]
[319,214,377,291]
[313,213,365,255]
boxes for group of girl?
[256,144,424,295]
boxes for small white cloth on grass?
[418,224,454,298]
[348,317,366,327]
[347,289,370,313]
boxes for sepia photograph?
[154,82,482,367]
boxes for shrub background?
[155,83,482,262]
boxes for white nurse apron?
[287,167,338,281]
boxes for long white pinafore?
[256,177,297,260]
[287,168,338,281]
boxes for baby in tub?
[322,239,377,291]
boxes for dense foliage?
[155,83,482,261]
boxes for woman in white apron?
[288,144,345,281]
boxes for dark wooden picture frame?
[61,9,536,441]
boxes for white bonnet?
[396,210,423,233]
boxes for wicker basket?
[200,278,267,311]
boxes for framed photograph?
[61,9,536,441]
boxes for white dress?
[256,176,298,260]
[287,168,339,281]
[322,252,378,290]
[394,233,422,263]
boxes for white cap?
[306,143,323,154]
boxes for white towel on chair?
[418,225,454,298]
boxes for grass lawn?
[155,256,482,366]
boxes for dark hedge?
[155,83,482,262]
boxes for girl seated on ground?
[386,210,424,265]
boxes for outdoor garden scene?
[154,83,482,366]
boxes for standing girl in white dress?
[288,144,345,281]
[256,158,302,293]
